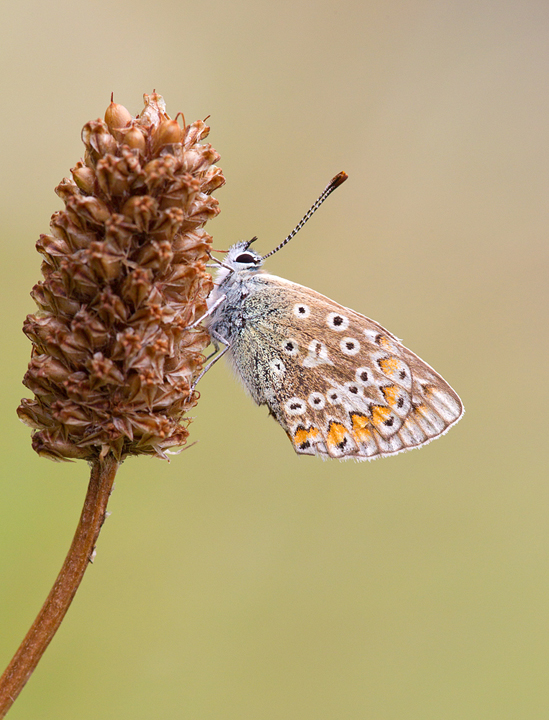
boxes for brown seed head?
[104,101,132,132]
[18,93,225,461]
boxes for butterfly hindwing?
[230,275,463,461]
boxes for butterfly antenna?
[261,171,348,260]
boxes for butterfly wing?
[229,274,463,461]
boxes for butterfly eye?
[235,253,257,264]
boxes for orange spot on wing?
[381,385,399,407]
[378,356,399,374]
[293,426,320,450]
[327,422,348,448]
[379,336,395,350]
[351,413,372,442]
[371,405,391,427]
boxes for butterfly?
[203,172,463,461]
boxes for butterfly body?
[207,242,463,461]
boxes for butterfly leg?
[183,294,226,331]
[191,330,231,390]
[205,251,234,273]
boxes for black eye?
[235,253,257,263]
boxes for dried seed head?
[18,93,225,461]
[104,100,132,132]
[122,126,147,153]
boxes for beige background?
[0,0,547,718]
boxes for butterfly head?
[225,238,264,272]
[211,238,265,290]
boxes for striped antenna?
[261,172,348,260]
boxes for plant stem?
[0,454,119,718]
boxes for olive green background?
[0,1,547,718]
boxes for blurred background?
[0,0,547,718]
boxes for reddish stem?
[0,455,118,717]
